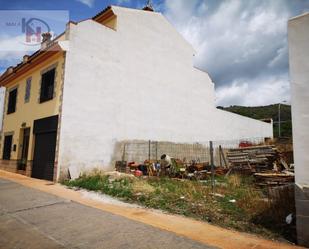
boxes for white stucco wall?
[58,6,272,177]
[288,13,309,185]
[288,13,309,246]
[0,87,6,131]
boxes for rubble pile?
[227,145,278,173]
[254,172,295,186]
[226,145,294,186]
[115,144,294,186]
[115,158,212,180]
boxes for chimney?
[41,32,52,50]
[7,66,14,74]
[23,55,29,63]
[143,0,154,11]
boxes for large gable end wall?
[111,6,195,68]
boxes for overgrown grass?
[64,174,134,199]
[63,173,295,242]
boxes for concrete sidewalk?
[0,178,212,249]
[0,170,303,249]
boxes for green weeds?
[63,173,295,242]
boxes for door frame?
[31,115,58,181]
[17,127,30,171]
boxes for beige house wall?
[0,52,65,178]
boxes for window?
[7,88,17,114]
[40,68,55,103]
[2,135,13,160]
[25,78,31,103]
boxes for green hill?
[217,104,292,138]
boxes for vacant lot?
[63,173,295,243]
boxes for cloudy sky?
[0,0,308,106]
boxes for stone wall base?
[295,184,309,247]
[0,160,32,178]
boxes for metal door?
[31,115,58,181]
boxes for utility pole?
[278,103,281,138]
[278,100,287,138]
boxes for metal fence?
[114,137,266,167]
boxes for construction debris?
[104,171,136,181]
[254,172,295,186]
[227,145,280,173]
[210,193,225,198]
[224,145,295,186]
[115,144,293,186]
[115,161,127,173]
[116,157,210,180]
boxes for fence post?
[210,141,215,193]
[219,145,222,167]
[122,143,126,161]
[219,146,228,168]
[122,143,126,172]
[148,140,151,162]
[155,141,158,161]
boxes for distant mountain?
[217,104,292,138]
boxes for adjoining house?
[288,12,309,247]
[0,5,273,182]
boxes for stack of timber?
[227,145,278,173]
[254,172,294,186]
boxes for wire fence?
[113,137,267,167]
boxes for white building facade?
[57,6,273,178]
[288,12,309,247]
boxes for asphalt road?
[0,178,215,249]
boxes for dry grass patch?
[227,174,241,188]
[132,180,155,194]
[63,173,296,243]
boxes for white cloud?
[76,0,95,8]
[115,0,131,5]
[0,49,26,75]
[216,74,290,107]
[163,0,300,106]
[0,50,25,63]
[267,45,288,68]
[0,34,40,52]
[0,34,33,72]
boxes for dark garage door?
[32,115,58,181]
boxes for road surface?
[0,178,214,249]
